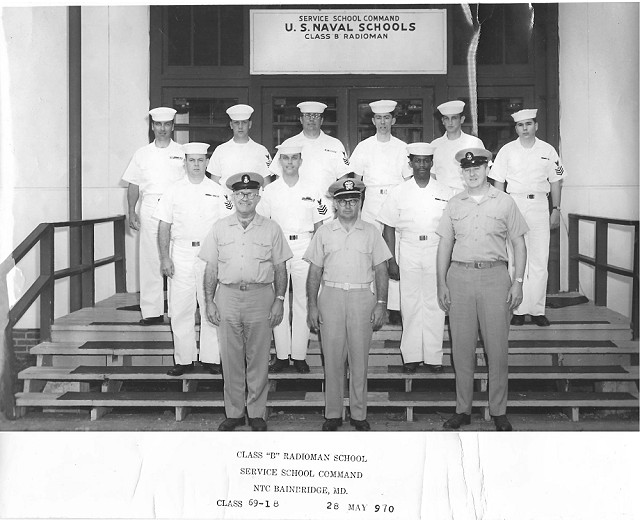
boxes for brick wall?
[12,328,40,355]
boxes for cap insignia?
[242,174,250,184]
[343,180,355,191]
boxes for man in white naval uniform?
[378,142,454,373]
[122,107,185,325]
[349,99,410,323]
[269,101,351,197]
[489,108,565,327]
[431,100,485,193]
[155,142,233,376]
[206,104,272,194]
[258,144,330,373]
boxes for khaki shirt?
[199,213,292,284]
[303,218,392,283]
[436,186,529,263]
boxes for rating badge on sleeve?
[224,194,234,210]
[317,198,328,216]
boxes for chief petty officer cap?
[226,104,254,121]
[406,142,435,156]
[297,101,327,114]
[437,100,465,116]
[149,107,177,122]
[455,148,493,168]
[276,144,303,155]
[226,172,265,191]
[369,100,397,114]
[328,178,365,199]
[511,108,538,123]
[182,142,210,155]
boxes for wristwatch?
[276,295,285,301]
[552,206,560,211]
[514,277,524,283]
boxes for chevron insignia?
[265,154,272,167]
[317,198,328,215]
[555,160,564,175]
[224,195,233,210]
[342,152,350,165]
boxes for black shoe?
[443,413,471,430]
[166,363,193,376]
[388,310,402,325]
[202,362,222,375]
[403,362,420,374]
[493,415,513,431]
[269,357,290,373]
[322,418,343,431]
[139,315,164,325]
[218,417,245,431]
[350,418,371,431]
[249,417,267,431]
[510,314,525,326]
[427,364,444,373]
[531,315,551,327]
[293,359,310,373]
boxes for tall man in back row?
[122,107,185,325]
[489,108,566,327]
[200,172,292,432]
[305,179,391,432]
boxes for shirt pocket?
[218,239,234,263]
[450,210,472,238]
[485,210,507,235]
[252,240,272,261]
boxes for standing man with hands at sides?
[489,108,566,327]
[122,107,185,325]
[155,142,232,377]
[436,148,528,432]
[199,172,292,432]
[206,104,273,192]
[304,179,391,432]
[270,101,351,196]
[258,144,330,374]
[431,100,485,193]
[377,143,454,374]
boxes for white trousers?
[511,197,550,316]
[273,237,311,360]
[139,196,164,318]
[168,244,220,365]
[398,239,445,364]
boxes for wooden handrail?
[568,213,639,339]
[1,215,127,420]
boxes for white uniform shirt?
[348,135,412,186]
[205,138,272,186]
[121,140,185,195]
[377,178,454,238]
[257,177,329,234]
[269,131,351,195]
[431,132,485,192]
[488,137,566,193]
[154,176,232,243]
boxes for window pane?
[505,4,531,64]
[476,5,504,65]
[193,7,219,66]
[221,6,244,66]
[167,6,191,66]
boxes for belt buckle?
[379,189,387,195]
[527,194,535,199]
[342,282,350,291]
[191,241,200,247]
[474,261,483,269]
[239,283,248,291]
[419,235,428,241]
[289,235,298,240]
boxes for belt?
[324,281,372,290]
[401,232,437,242]
[173,240,201,247]
[509,192,548,200]
[223,283,271,291]
[452,260,507,269]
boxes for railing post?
[81,223,95,308]
[633,224,639,340]
[114,217,127,293]
[39,225,54,342]
[594,221,608,306]
[568,214,579,292]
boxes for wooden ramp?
[15,293,639,425]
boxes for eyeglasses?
[234,192,258,200]
[302,113,322,120]
[336,198,360,207]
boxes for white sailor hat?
[369,100,397,114]
[297,101,327,114]
[149,107,177,122]
[226,172,264,191]
[226,104,254,121]
[328,178,365,198]
[511,109,538,123]
[437,100,465,116]
[276,144,303,155]
[182,142,210,155]
[455,148,492,168]
[407,142,435,156]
